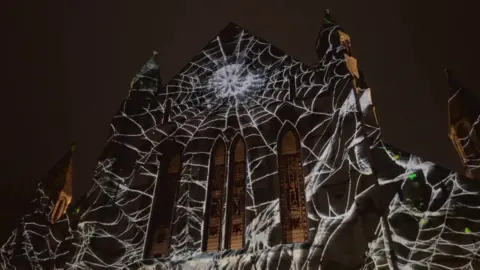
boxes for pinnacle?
[315,8,342,59]
[323,8,338,26]
[137,53,160,78]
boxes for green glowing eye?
[420,218,428,225]
[465,227,472,234]
[408,173,417,180]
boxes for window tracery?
[278,130,308,243]
[229,139,246,250]
[206,143,226,252]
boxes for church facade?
[1,10,479,270]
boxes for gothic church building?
[1,10,480,270]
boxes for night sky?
[1,0,478,243]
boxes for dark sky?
[1,0,478,242]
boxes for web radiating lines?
[1,12,479,270]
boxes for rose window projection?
[1,10,480,270]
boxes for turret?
[315,10,360,85]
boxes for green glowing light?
[75,208,80,214]
[408,173,417,180]
[420,218,429,226]
[393,154,400,160]
[465,227,472,234]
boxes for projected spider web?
[0,183,72,269]
[147,16,380,268]
[1,10,479,270]
[0,147,76,270]
[358,74,480,269]
[360,143,480,269]
[58,14,381,269]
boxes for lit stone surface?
[1,10,479,270]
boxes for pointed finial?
[324,9,334,22]
[315,8,342,60]
[70,143,76,152]
[153,50,159,56]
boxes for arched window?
[151,153,181,257]
[278,130,308,243]
[206,142,227,252]
[229,139,246,249]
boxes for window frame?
[277,125,309,244]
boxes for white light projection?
[361,142,480,270]
[358,70,480,270]
[148,13,480,269]
[62,53,164,270]
[0,11,397,270]
[2,10,480,270]
[208,63,266,101]
[0,147,76,270]
[0,184,71,269]
[148,12,381,269]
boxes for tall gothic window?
[229,139,246,249]
[151,153,181,257]
[278,130,308,243]
[206,142,226,252]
